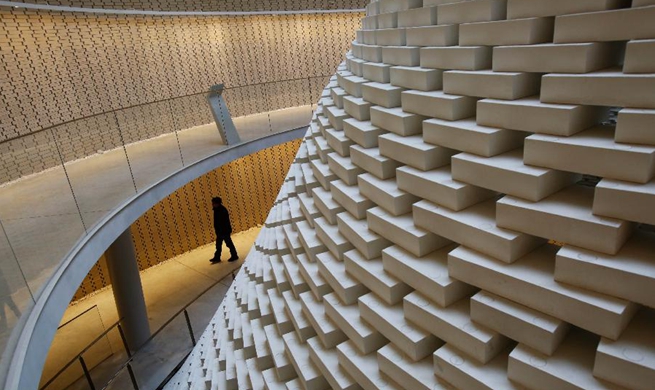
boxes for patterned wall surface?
[0,10,361,142]
[71,138,302,301]
[11,0,368,12]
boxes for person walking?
[210,197,239,263]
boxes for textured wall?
[71,138,301,300]
[11,0,368,12]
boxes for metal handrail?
[1,75,329,145]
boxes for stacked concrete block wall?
[168,1,655,389]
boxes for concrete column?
[105,228,151,350]
[207,83,242,145]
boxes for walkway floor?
[0,105,311,363]
[40,226,261,390]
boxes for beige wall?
[72,138,301,300]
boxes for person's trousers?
[214,233,238,260]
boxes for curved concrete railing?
[0,126,307,390]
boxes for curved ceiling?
[10,0,368,12]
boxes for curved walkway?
[0,108,309,390]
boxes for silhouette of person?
[210,197,238,263]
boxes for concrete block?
[507,0,628,19]
[316,251,369,306]
[593,178,655,226]
[524,126,655,184]
[370,106,425,136]
[542,69,655,109]
[283,332,329,390]
[343,119,386,148]
[331,180,375,220]
[350,145,402,180]
[263,323,297,380]
[344,249,413,305]
[362,15,377,30]
[297,194,321,229]
[448,244,639,340]
[406,25,459,47]
[555,230,655,308]
[459,17,554,46]
[299,292,347,349]
[397,165,496,211]
[314,216,354,261]
[343,96,372,121]
[282,289,317,342]
[594,309,655,390]
[362,82,405,108]
[377,12,399,29]
[340,75,369,98]
[378,344,455,390]
[330,87,347,108]
[382,46,421,66]
[423,118,528,157]
[421,46,492,71]
[471,290,570,356]
[358,173,419,216]
[312,186,345,224]
[493,42,621,73]
[337,341,403,390]
[328,152,365,186]
[401,90,477,120]
[375,28,406,46]
[378,0,423,14]
[367,206,451,257]
[361,44,383,63]
[476,97,607,136]
[624,39,655,73]
[444,70,541,100]
[307,337,360,390]
[398,6,438,28]
[359,29,377,45]
[415,198,546,263]
[554,6,655,43]
[337,212,392,259]
[382,244,476,307]
[615,108,655,145]
[325,294,388,354]
[404,292,509,364]
[359,293,442,361]
[497,186,635,255]
[379,133,456,171]
[390,66,442,91]
[296,255,333,301]
[437,0,508,25]
[451,149,579,202]
[325,128,354,157]
[362,62,391,83]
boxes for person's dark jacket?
[213,204,232,236]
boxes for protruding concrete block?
[476,97,607,136]
[358,29,376,45]
[437,0,508,25]
[421,46,492,71]
[398,6,438,28]
[390,66,443,91]
[594,309,655,390]
[331,180,375,220]
[444,70,541,100]
[382,46,421,67]
[343,119,386,149]
[507,0,628,19]
[404,292,509,364]
[362,15,377,30]
[331,87,347,109]
[414,199,545,263]
[375,28,406,46]
[540,69,655,109]
[397,165,496,211]
[459,17,554,46]
[340,75,369,98]
[434,344,520,390]
[337,341,403,390]
[493,42,621,73]
[509,330,619,390]
[448,245,639,340]
[370,106,425,136]
[296,255,333,301]
[523,126,655,184]
[362,62,391,83]
[359,293,442,361]
[379,133,456,171]
[401,90,477,120]
[317,251,369,306]
[307,337,360,390]
[325,128,354,157]
[263,323,297,380]
[378,344,455,390]
[343,96,372,121]
[314,216,354,261]
[555,231,655,308]
[337,212,392,260]
[451,149,579,202]
[362,82,405,108]
[312,186,345,224]
[367,206,451,257]
[624,39,655,73]
[300,292,347,349]
[282,289,317,342]
[378,0,423,14]
[423,118,527,157]
[358,173,419,216]
[406,25,459,47]
[344,249,412,305]
[615,108,655,146]
[325,294,388,354]
[377,12,399,29]
[593,178,655,226]
[497,186,634,255]
[350,145,402,180]
[328,152,365,186]
[361,44,383,63]
[471,291,570,356]
[383,244,476,307]
[553,6,655,43]
[283,332,330,390]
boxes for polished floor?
[40,226,261,390]
[0,105,311,360]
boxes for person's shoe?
[228,256,239,262]
[209,258,221,263]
